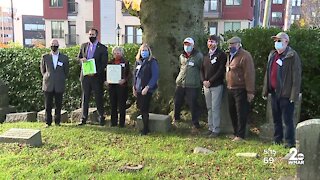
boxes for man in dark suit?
[40,39,69,127]
[78,28,108,126]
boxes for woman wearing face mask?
[133,43,159,135]
[105,46,130,127]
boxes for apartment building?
[14,15,45,47]
[0,6,15,44]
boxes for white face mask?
[184,45,193,53]
[274,41,283,50]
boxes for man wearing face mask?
[78,28,108,126]
[263,32,301,148]
[200,35,227,137]
[40,39,69,127]
[174,37,204,133]
[225,36,255,141]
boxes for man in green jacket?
[174,37,203,133]
[263,32,302,148]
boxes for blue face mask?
[229,46,237,54]
[274,41,283,50]
[141,50,150,59]
[184,45,193,53]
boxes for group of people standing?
[40,28,301,147]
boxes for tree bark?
[139,0,205,113]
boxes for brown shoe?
[232,136,244,142]
[191,126,200,134]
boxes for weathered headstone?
[5,112,37,122]
[70,108,98,124]
[259,93,302,140]
[219,86,233,134]
[0,79,16,123]
[296,119,320,180]
[0,128,42,147]
[137,113,171,133]
[37,109,68,123]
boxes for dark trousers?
[137,92,152,131]
[174,86,200,128]
[109,85,128,127]
[271,94,295,146]
[44,90,63,125]
[227,88,248,139]
[81,76,105,125]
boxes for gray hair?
[112,46,124,57]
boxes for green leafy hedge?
[0,44,139,113]
[222,27,320,120]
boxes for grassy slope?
[0,122,295,179]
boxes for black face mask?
[51,45,59,52]
[89,37,97,43]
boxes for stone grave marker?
[0,128,42,147]
[137,113,171,133]
[37,109,68,123]
[0,79,16,123]
[296,119,320,180]
[71,108,98,124]
[5,112,37,122]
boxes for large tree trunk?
[139,0,205,114]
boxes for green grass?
[0,122,295,179]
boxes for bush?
[0,44,139,113]
[222,27,320,121]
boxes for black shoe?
[55,123,61,126]
[284,144,295,149]
[203,130,213,136]
[140,129,149,136]
[78,122,86,126]
[209,132,219,138]
[119,124,125,128]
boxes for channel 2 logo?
[288,148,304,165]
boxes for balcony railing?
[68,2,78,15]
[65,34,79,46]
[203,0,221,19]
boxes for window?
[85,21,93,33]
[272,12,282,22]
[224,22,241,32]
[292,0,301,6]
[125,26,143,44]
[291,14,300,24]
[24,24,45,31]
[208,22,218,35]
[226,0,241,5]
[50,0,63,7]
[272,0,283,4]
[25,39,32,45]
[204,0,218,12]
[51,21,64,38]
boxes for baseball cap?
[183,37,194,45]
[271,32,290,41]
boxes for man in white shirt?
[40,39,69,127]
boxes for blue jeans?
[204,85,223,133]
[271,94,295,146]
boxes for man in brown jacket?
[40,39,69,127]
[226,36,255,141]
[262,32,301,148]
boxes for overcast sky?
[0,0,43,16]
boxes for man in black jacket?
[200,35,227,137]
[78,28,108,126]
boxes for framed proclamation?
[106,64,122,84]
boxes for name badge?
[276,59,283,66]
[57,62,63,66]
[211,58,217,64]
[188,62,194,66]
[120,63,125,67]
[136,65,141,70]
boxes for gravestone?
[70,108,98,124]
[137,113,171,133]
[0,128,42,147]
[0,79,16,123]
[219,86,233,134]
[259,93,302,140]
[296,119,320,180]
[5,112,37,122]
[37,109,68,123]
